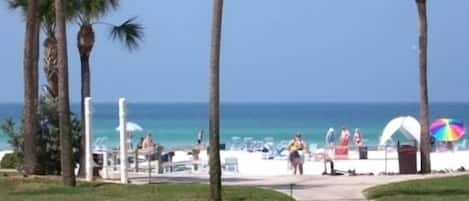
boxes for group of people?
[286,127,365,175]
[325,127,364,148]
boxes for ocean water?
[0,103,468,150]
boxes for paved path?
[128,173,467,201]
[226,175,421,201]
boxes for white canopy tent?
[379,116,421,146]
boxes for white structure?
[379,116,421,146]
[115,122,143,132]
[84,97,93,181]
[116,121,143,150]
[119,98,128,183]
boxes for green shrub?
[0,96,81,174]
[1,153,18,169]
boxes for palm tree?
[21,0,39,175]
[7,0,77,98]
[74,0,143,176]
[8,0,77,175]
[208,0,223,200]
[415,0,431,173]
[55,0,76,186]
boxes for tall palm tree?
[55,0,76,186]
[74,0,143,176]
[7,0,77,98]
[415,0,431,173]
[21,0,39,175]
[208,0,223,200]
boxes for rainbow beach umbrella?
[430,118,465,142]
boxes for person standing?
[334,127,350,156]
[353,128,363,147]
[287,132,306,175]
[340,127,350,145]
[197,130,204,145]
[325,128,336,148]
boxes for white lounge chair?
[223,157,239,173]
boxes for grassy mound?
[0,176,294,201]
[364,174,469,201]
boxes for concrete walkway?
[129,173,434,201]
[226,175,422,201]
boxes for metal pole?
[119,98,128,184]
[289,183,295,197]
[84,97,93,181]
[102,151,108,179]
[135,149,139,172]
[148,151,151,184]
[385,144,388,174]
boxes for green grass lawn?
[0,177,294,201]
[364,174,469,201]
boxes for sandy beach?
[163,149,469,176]
[1,148,467,177]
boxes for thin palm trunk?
[33,22,40,100]
[44,36,59,98]
[78,24,94,177]
[55,0,76,186]
[23,0,39,175]
[416,0,431,173]
[208,0,223,200]
[78,54,90,177]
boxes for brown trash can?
[398,144,417,174]
[359,146,368,160]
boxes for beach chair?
[271,141,289,160]
[230,136,242,150]
[308,143,319,161]
[261,142,275,159]
[455,139,467,151]
[243,137,254,152]
[223,157,239,173]
[253,140,265,152]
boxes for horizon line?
[0,101,467,104]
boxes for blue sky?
[1,0,469,103]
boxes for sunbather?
[142,132,155,151]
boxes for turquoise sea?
[0,103,468,150]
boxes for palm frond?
[109,17,143,51]
[80,0,119,21]
[6,0,27,13]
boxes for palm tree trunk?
[416,0,431,173]
[33,22,40,100]
[78,53,91,177]
[43,37,59,98]
[23,0,39,175]
[77,24,94,178]
[208,0,223,200]
[55,0,76,186]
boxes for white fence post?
[84,97,93,181]
[119,98,128,183]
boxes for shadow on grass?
[130,176,263,184]
[12,186,92,196]
[11,182,115,196]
